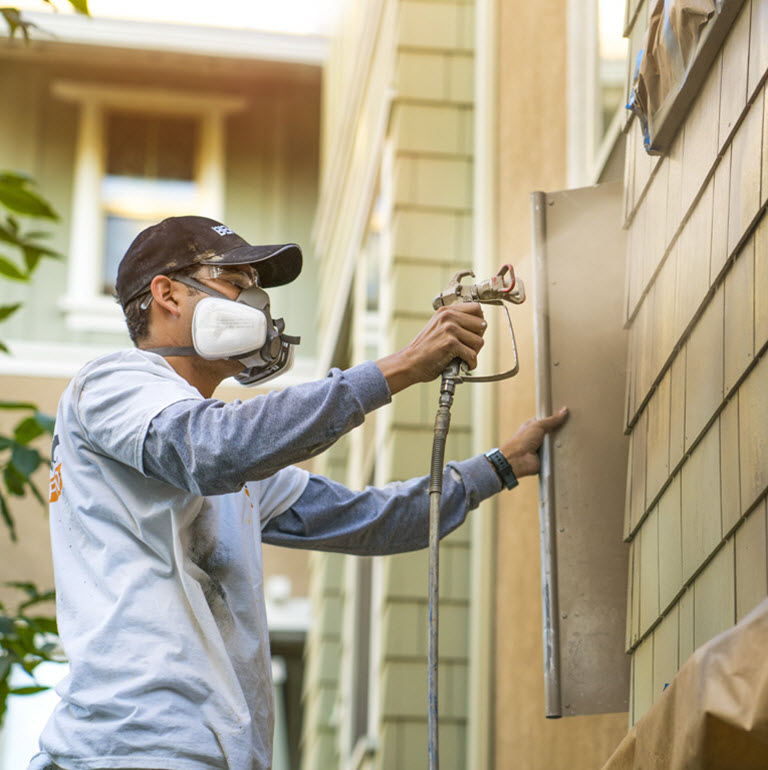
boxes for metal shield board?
[531,181,631,717]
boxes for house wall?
[0,54,321,354]
[0,46,321,639]
[622,0,768,724]
[304,1,478,768]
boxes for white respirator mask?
[148,275,300,387]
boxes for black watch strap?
[484,448,519,490]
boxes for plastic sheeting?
[601,597,768,769]
[627,0,718,151]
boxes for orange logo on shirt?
[49,435,62,503]
[49,463,62,503]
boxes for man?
[31,216,567,770]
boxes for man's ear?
[150,275,183,317]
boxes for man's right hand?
[375,303,487,395]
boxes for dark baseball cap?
[115,215,303,307]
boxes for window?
[101,111,199,293]
[52,82,245,332]
[567,0,628,185]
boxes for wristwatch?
[484,448,519,490]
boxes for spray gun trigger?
[497,264,516,292]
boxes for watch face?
[485,449,518,489]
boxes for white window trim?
[567,0,627,186]
[1,339,319,395]
[52,81,246,332]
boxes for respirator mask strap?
[146,346,197,356]
[172,275,230,300]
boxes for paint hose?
[427,362,460,770]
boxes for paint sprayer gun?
[431,264,526,383]
[426,263,525,770]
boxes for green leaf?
[26,476,46,507]
[0,340,8,355]
[3,464,25,496]
[67,0,90,15]
[0,303,20,322]
[0,402,36,411]
[0,436,11,450]
[0,173,30,186]
[13,416,44,445]
[0,616,15,636]
[11,445,40,475]
[22,244,60,273]
[34,412,55,435]
[0,680,8,728]
[25,616,57,635]
[9,685,48,695]
[0,9,30,41]
[5,215,19,233]
[0,490,15,541]
[0,226,18,247]
[0,256,27,281]
[6,582,38,598]
[0,177,58,220]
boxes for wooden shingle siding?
[651,605,679,702]
[645,371,670,505]
[657,476,683,611]
[680,427,722,581]
[683,287,723,449]
[748,0,768,99]
[718,4,749,153]
[726,89,763,258]
[724,235,756,394]
[693,540,735,649]
[756,214,768,341]
[739,351,768,509]
[623,0,768,725]
[735,499,768,621]
[720,394,743,536]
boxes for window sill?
[58,294,127,333]
[347,735,378,770]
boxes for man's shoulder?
[73,349,193,391]
[65,349,200,411]
[78,347,174,377]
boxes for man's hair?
[122,291,151,345]
[119,266,202,346]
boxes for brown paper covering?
[601,597,768,769]
[630,0,716,146]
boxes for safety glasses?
[138,263,261,310]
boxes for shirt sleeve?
[261,454,502,555]
[142,361,391,495]
[76,355,202,473]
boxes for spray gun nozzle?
[432,265,526,309]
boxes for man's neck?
[162,355,222,399]
[138,343,223,398]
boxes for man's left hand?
[500,407,569,479]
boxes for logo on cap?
[212,225,234,236]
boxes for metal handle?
[532,190,562,719]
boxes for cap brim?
[199,243,302,288]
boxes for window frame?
[51,81,245,332]
[567,0,629,186]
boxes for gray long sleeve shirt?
[34,351,503,770]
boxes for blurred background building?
[0,2,328,766]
